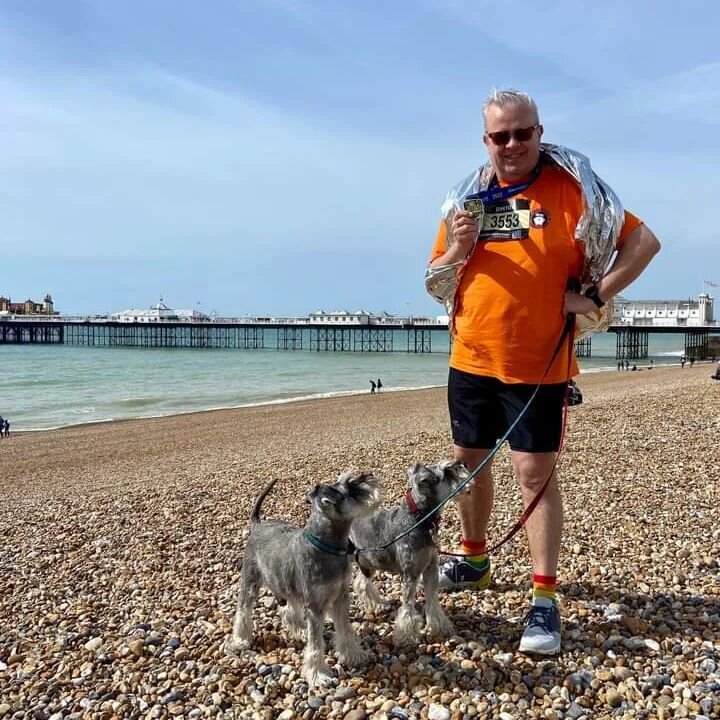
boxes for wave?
[116,397,166,408]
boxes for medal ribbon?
[464,161,542,205]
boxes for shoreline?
[9,360,711,434]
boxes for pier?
[1,314,717,359]
[0,316,441,353]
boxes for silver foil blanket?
[424,143,624,339]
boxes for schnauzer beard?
[350,460,467,647]
[228,471,380,687]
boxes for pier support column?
[615,329,649,360]
[574,337,592,358]
[407,329,431,353]
[685,330,709,360]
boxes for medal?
[463,197,485,224]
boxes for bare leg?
[453,446,494,543]
[511,451,563,577]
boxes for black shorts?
[448,368,566,453]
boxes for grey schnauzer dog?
[227,471,381,687]
[350,460,467,647]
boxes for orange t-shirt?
[430,163,642,384]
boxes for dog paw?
[393,629,420,648]
[337,647,371,668]
[305,665,337,687]
[427,617,455,638]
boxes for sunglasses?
[486,124,540,146]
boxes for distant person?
[0,416,3,439]
[3,419,8,437]
[376,378,383,393]
[617,361,623,372]
[369,380,376,394]
[689,357,696,368]
[711,363,720,380]
[680,355,686,369]
[631,364,637,371]
[649,359,654,369]
[624,359,630,371]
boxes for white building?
[112,301,179,323]
[308,309,371,324]
[612,293,715,327]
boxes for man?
[427,89,660,654]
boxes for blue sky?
[1,0,718,316]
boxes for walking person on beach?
[425,89,660,654]
[3,419,9,437]
[376,378,383,393]
[369,380,376,394]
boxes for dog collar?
[303,531,355,556]
[404,490,440,531]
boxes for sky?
[1,0,719,317]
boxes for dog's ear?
[346,471,381,507]
[306,484,320,504]
[409,463,437,489]
[406,463,422,484]
[440,459,469,484]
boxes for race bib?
[478,199,531,241]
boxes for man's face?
[483,102,542,182]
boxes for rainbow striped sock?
[532,573,558,605]
[461,538,489,573]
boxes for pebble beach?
[1,366,718,720]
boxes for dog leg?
[393,574,422,647]
[330,589,369,668]
[303,607,335,687]
[353,570,390,612]
[280,601,306,640]
[227,567,260,655]
[423,560,454,637]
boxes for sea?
[0,331,687,431]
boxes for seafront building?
[612,293,714,327]
[0,294,55,315]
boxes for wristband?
[583,284,605,308]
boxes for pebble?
[428,705,451,720]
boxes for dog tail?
[250,478,278,525]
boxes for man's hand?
[447,210,478,262]
[564,291,599,316]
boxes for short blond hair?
[483,89,539,128]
